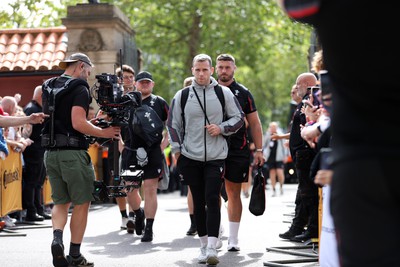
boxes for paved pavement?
[0,184,320,267]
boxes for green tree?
[0,0,312,130]
[0,0,81,28]
[107,0,312,129]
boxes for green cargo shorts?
[44,149,95,205]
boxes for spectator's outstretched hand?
[30,113,49,124]
[271,133,279,140]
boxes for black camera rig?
[93,168,144,202]
[90,71,144,201]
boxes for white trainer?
[120,217,128,230]
[227,243,240,252]
[227,238,240,251]
[215,224,224,249]
[3,215,16,227]
[216,239,223,250]
[206,247,219,265]
[197,246,207,263]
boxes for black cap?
[135,71,153,82]
[59,53,93,70]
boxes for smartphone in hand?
[320,147,333,170]
[302,99,314,108]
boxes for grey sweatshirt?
[167,77,244,162]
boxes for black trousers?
[178,155,224,238]
[291,149,319,234]
[22,158,46,216]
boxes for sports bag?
[131,104,164,147]
[249,167,266,216]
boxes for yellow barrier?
[88,143,102,181]
[0,144,102,216]
[42,175,53,206]
[0,145,22,217]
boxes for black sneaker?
[290,230,317,243]
[278,227,303,240]
[38,212,52,220]
[135,208,145,236]
[25,213,45,222]
[51,238,69,267]
[186,224,197,236]
[126,217,135,234]
[66,254,94,267]
[141,228,153,242]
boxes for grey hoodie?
[167,77,244,162]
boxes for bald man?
[22,86,50,222]
[277,72,320,242]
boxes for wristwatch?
[256,148,263,153]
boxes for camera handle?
[111,139,120,187]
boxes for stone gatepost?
[61,3,139,182]
[61,3,138,87]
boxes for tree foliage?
[0,0,312,130]
[0,0,81,28]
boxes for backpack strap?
[180,86,190,142]
[180,86,190,115]
[180,85,225,120]
[214,85,225,119]
[42,77,89,147]
[150,94,163,120]
[43,77,71,146]
[180,85,226,142]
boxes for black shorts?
[177,155,225,186]
[225,153,250,183]
[121,146,163,180]
[267,161,284,169]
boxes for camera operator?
[120,71,169,242]
[42,53,121,267]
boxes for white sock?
[208,236,218,249]
[199,235,208,247]
[229,221,240,244]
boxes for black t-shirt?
[23,100,44,156]
[267,139,278,164]
[226,80,257,155]
[289,94,318,161]
[42,76,90,141]
[287,102,298,132]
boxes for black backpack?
[42,77,90,113]
[131,98,164,148]
[41,77,89,146]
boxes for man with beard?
[215,54,264,251]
